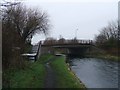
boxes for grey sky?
[24,0,118,45]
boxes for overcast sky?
[24,0,118,45]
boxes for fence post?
[36,41,41,61]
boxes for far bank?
[86,53,119,62]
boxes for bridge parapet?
[42,39,93,46]
[75,40,92,44]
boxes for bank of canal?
[69,57,118,88]
[4,54,86,88]
[50,55,86,88]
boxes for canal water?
[69,58,118,88]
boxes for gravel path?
[44,57,57,88]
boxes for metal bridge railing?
[42,39,93,45]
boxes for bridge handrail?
[42,39,93,45]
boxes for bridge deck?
[42,43,92,47]
[42,39,93,47]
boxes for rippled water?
[70,58,118,88]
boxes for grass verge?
[3,54,86,88]
[87,54,119,62]
[51,56,86,88]
[10,62,45,88]
[3,54,52,88]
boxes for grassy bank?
[3,54,86,88]
[3,54,52,88]
[87,54,119,62]
[51,56,86,88]
[10,62,45,88]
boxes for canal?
[69,57,118,88]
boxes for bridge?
[21,39,99,61]
[41,39,94,56]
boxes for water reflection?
[69,58,118,88]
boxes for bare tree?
[58,38,66,44]
[94,34,107,46]
[3,3,50,43]
[43,37,57,45]
[2,3,51,70]
[95,21,118,45]
[94,20,119,55]
[0,0,20,7]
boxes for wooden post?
[36,41,41,60]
